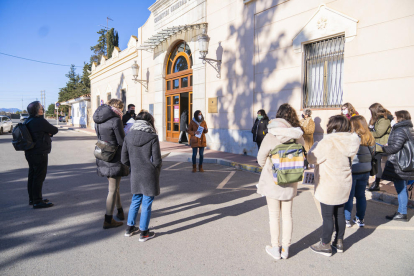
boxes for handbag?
[368,146,378,176]
[396,128,414,172]
[94,125,118,162]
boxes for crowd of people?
[19,99,413,255]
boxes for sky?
[0,0,154,110]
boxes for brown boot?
[103,215,123,229]
[192,164,197,173]
[199,165,204,172]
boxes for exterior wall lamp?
[131,61,148,91]
[198,29,221,78]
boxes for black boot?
[116,208,125,221]
[385,212,408,221]
[368,179,380,191]
[103,214,123,229]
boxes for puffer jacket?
[256,119,305,200]
[93,105,129,178]
[252,117,269,144]
[371,117,391,152]
[352,145,374,174]
[382,120,414,181]
[307,132,361,205]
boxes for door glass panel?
[167,123,171,131]
[181,77,188,88]
[173,96,179,105]
[167,106,171,122]
[173,79,179,89]
[173,123,179,131]
[167,81,171,90]
[167,97,171,105]
[177,43,185,53]
[190,75,193,86]
[173,56,188,73]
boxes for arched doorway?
[165,41,193,142]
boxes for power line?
[0,52,83,67]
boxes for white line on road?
[164,162,183,170]
[216,171,236,189]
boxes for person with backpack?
[252,109,269,150]
[381,110,414,221]
[345,116,375,228]
[24,101,58,209]
[93,99,130,229]
[121,111,162,241]
[308,115,360,256]
[257,104,305,260]
[367,103,392,191]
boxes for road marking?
[216,171,236,189]
[164,162,183,170]
[362,225,414,231]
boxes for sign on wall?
[208,97,218,113]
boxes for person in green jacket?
[368,103,392,191]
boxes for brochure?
[124,118,135,134]
[195,126,204,138]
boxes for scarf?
[111,106,123,119]
[130,120,156,133]
[193,117,204,126]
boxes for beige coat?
[257,119,305,200]
[300,117,315,152]
[307,133,361,205]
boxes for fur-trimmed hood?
[323,132,361,158]
[267,118,303,143]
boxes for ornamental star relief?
[317,17,328,29]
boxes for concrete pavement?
[1,129,414,275]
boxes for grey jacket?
[121,120,162,196]
[351,145,374,174]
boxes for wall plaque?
[208,97,218,113]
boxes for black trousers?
[320,203,345,244]
[374,153,385,179]
[25,154,48,204]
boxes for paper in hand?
[195,126,204,138]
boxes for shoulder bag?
[94,124,118,162]
[368,146,378,176]
[396,128,414,172]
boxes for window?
[121,89,126,113]
[97,96,100,108]
[107,93,111,101]
[303,36,344,108]
[166,42,192,75]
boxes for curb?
[57,125,96,136]
[187,158,262,173]
[370,190,414,209]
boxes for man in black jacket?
[122,104,136,126]
[25,101,59,209]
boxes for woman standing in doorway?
[93,98,130,229]
[252,109,269,150]
[187,110,208,172]
[300,108,315,169]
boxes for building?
[60,94,91,128]
[90,0,414,156]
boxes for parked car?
[59,116,66,122]
[20,113,29,121]
[0,116,13,134]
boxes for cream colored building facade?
[90,0,414,156]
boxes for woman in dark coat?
[382,110,414,222]
[93,99,130,229]
[252,109,269,149]
[121,111,162,241]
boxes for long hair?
[194,110,204,123]
[327,115,350,134]
[257,109,269,120]
[136,111,156,133]
[107,98,124,111]
[275,104,301,128]
[350,115,375,147]
[369,103,388,125]
[342,102,357,116]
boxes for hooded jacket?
[307,132,360,205]
[382,120,414,181]
[121,120,162,196]
[256,119,305,200]
[93,105,129,178]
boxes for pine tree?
[106,28,120,59]
[90,29,107,64]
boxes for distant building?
[60,94,91,128]
[90,0,414,156]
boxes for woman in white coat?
[307,115,360,256]
[257,104,304,260]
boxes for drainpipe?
[140,27,143,111]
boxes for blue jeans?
[345,173,369,221]
[127,194,154,231]
[192,147,205,165]
[394,180,408,215]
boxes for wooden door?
[166,94,180,142]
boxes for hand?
[48,133,52,136]
[195,131,201,135]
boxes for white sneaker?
[265,245,281,260]
[353,218,365,227]
[346,220,352,228]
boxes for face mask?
[130,110,135,115]
[342,109,348,115]
[257,115,263,120]
[391,120,396,127]
[198,115,202,121]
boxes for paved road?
[0,129,413,275]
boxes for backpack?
[12,118,35,151]
[268,139,305,185]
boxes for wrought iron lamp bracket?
[200,57,222,78]
[132,77,148,92]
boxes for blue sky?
[0,0,154,110]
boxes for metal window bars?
[303,36,345,108]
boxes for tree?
[58,65,81,102]
[47,103,55,115]
[90,29,107,64]
[106,28,119,59]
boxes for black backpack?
[12,118,35,151]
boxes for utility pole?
[40,90,45,107]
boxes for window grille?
[303,36,345,108]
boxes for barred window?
[303,36,344,108]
